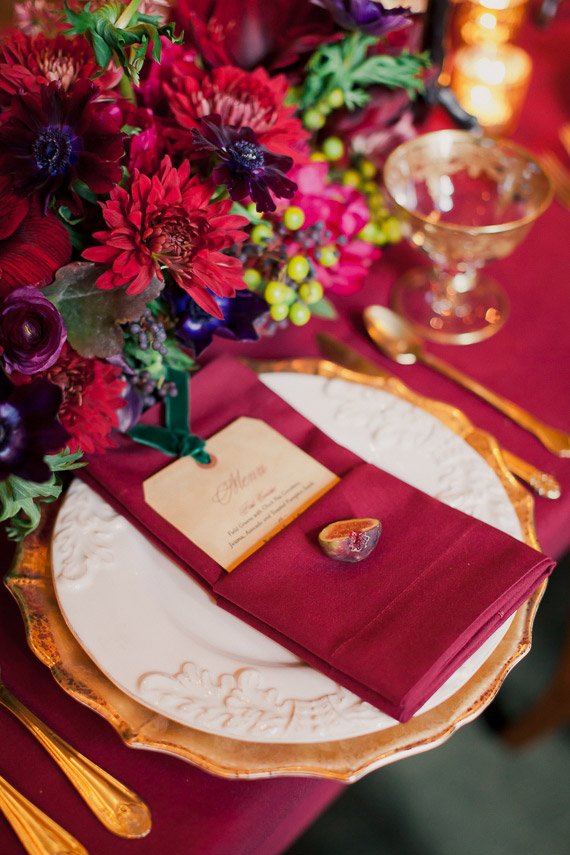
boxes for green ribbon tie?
[129,368,211,464]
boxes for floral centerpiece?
[0,0,430,539]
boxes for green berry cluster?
[302,89,345,131]
[242,206,325,328]
[349,158,401,246]
[306,144,402,247]
[264,267,323,326]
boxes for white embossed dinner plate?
[50,374,528,746]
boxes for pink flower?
[285,162,380,295]
[83,156,249,318]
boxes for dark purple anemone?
[0,79,124,213]
[0,372,69,482]
[168,284,268,356]
[0,286,66,375]
[191,114,297,213]
[313,0,411,37]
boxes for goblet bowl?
[383,130,552,344]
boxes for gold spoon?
[0,772,88,855]
[363,305,570,458]
[0,669,151,838]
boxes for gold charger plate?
[5,372,545,782]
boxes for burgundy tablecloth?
[1,14,569,855]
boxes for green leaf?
[43,262,164,358]
[160,335,197,374]
[64,0,182,86]
[0,473,60,538]
[309,296,338,320]
[45,447,86,472]
[299,33,431,112]
[121,123,143,136]
[73,179,99,204]
[0,448,85,540]
[230,201,269,227]
[58,206,84,226]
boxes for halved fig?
[318,517,381,563]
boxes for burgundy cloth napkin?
[79,355,554,722]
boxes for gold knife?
[315,333,561,500]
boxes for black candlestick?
[421,0,480,130]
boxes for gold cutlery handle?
[420,351,570,457]
[0,687,151,839]
[0,773,88,855]
[500,450,561,499]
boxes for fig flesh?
[318,517,381,563]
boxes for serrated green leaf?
[0,447,86,540]
[299,33,430,111]
[64,0,182,85]
[45,447,86,472]
[43,262,164,358]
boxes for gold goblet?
[383,130,552,344]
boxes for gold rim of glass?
[383,130,553,236]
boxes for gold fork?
[540,151,570,210]
[0,668,151,838]
[0,773,88,855]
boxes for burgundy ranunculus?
[191,114,297,213]
[0,175,72,297]
[0,79,124,213]
[0,371,68,482]
[0,286,66,375]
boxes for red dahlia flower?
[46,344,127,455]
[166,64,308,161]
[172,0,338,71]
[0,32,122,105]
[83,156,249,319]
[0,80,124,213]
[0,176,71,297]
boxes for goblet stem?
[391,265,509,344]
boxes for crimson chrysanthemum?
[0,175,71,297]
[83,156,249,319]
[46,344,127,455]
[0,79,124,213]
[0,31,122,104]
[165,64,308,161]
